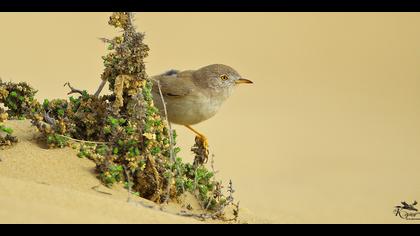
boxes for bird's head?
[193,64,253,91]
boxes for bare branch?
[149,78,174,162]
[43,111,56,126]
[150,77,180,204]
[94,79,107,98]
[64,82,85,96]
[56,134,109,145]
[123,166,133,202]
[98,37,113,43]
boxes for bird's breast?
[153,90,227,126]
[170,92,224,125]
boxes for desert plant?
[0,79,39,119]
[1,12,240,221]
[0,114,17,148]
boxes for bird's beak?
[235,78,253,85]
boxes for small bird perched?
[151,64,253,150]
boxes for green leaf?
[57,109,65,117]
[0,125,13,134]
[108,116,119,127]
[151,146,161,155]
[118,139,124,146]
[43,99,49,108]
[77,152,85,158]
[82,91,89,98]
[126,126,135,135]
[134,147,140,156]
[103,126,111,134]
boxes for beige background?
[1,13,420,223]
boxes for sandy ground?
[0,120,267,224]
[1,13,420,224]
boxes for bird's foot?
[185,125,210,166]
[198,134,209,151]
[192,135,210,167]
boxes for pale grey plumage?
[151,64,251,126]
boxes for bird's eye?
[220,75,229,81]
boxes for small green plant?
[0,80,21,148]
[169,157,226,211]
[99,164,124,187]
[0,113,17,148]
[46,134,69,148]
[0,79,39,119]
[0,124,13,135]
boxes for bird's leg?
[185,125,209,150]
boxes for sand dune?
[0,120,267,224]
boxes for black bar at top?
[0,0,420,12]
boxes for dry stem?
[94,79,107,98]
[56,134,110,145]
[64,82,84,96]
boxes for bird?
[151,64,253,150]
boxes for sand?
[0,120,267,224]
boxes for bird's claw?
[199,135,209,151]
[192,135,210,167]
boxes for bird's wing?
[151,72,193,97]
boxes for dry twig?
[91,185,112,195]
[94,79,107,97]
[64,82,85,96]
[56,134,110,145]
